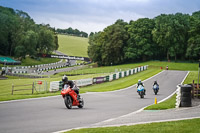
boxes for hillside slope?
[58,34,89,57]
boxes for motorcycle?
[61,86,84,109]
[153,84,159,95]
[137,85,145,98]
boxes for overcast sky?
[1,0,200,34]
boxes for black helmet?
[154,81,157,83]
[62,75,68,83]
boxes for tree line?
[0,6,59,60]
[88,11,200,66]
[56,27,88,38]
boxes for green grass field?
[66,118,200,133]
[184,71,199,84]
[58,34,89,57]
[0,61,198,102]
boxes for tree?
[37,26,56,54]
[0,6,58,59]
[88,20,129,66]
[88,32,103,66]
[100,19,128,65]
[152,13,190,61]
[14,30,38,59]
[186,11,200,60]
[125,18,155,61]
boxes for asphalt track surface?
[0,70,188,133]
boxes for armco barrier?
[109,74,113,81]
[74,78,93,87]
[138,67,140,72]
[93,77,104,84]
[135,68,137,73]
[49,65,148,92]
[116,72,119,79]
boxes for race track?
[0,70,188,133]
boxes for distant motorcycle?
[153,84,159,95]
[61,86,84,109]
[137,85,145,98]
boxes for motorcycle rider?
[62,75,80,100]
[153,81,159,90]
[137,79,146,95]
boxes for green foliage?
[56,27,88,38]
[125,18,155,61]
[186,11,200,60]
[153,13,190,61]
[88,19,128,65]
[0,6,58,59]
[88,11,200,66]
[66,118,200,133]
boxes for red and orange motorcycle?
[61,86,84,109]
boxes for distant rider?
[137,79,146,95]
[166,65,169,70]
[62,75,80,100]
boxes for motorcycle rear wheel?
[64,95,72,109]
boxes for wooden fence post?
[192,80,194,98]
[32,82,34,94]
[12,84,14,95]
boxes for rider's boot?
[77,94,81,100]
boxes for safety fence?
[11,80,48,95]
[12,83,34,95]
[49,65,148,92]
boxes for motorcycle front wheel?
[154,89,158,95]
[139,91,144,98]
[78,98,84,108]
[64,95,72,109]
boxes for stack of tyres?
[180,85,192,107]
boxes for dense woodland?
[0,6,58,60]
[1,6,199,65]
[56,28,88,38]
[88,11,200,66]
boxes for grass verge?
[144,94,176,110]
[80,68,161,93]
[66,118,200,133]
[184,71,199,84]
